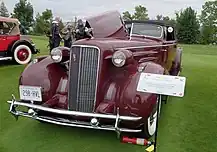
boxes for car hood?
[74,37,162,51]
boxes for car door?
[0,35,9,51]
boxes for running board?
[0,57,12,61]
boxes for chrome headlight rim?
[112,51,127,67]
[50,48,62,63]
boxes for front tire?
[13,44,32,65]
[139,95,161,139]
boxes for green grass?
[0,37,217,152]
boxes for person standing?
[51,17,62,50]
[75,19,93,40]
[62,24,73,48]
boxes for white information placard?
[136,73,186,97]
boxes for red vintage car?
[7,11,182,138]
[0,16,39,64]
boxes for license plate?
[19,85,42,102]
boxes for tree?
[34,9,53,34]
[122,11,133,21]
[200,25,216,44]
[155,15,176,27]
[176,7,200,44]
[156,15,163,20]
[133,5,149,20]
[168,19,176,27]
[11,0,34,31]
[122,5,149,21]
[0,1,9,17]
[156,15,170,21]
[163,16,170,21]
[200,1,217,44]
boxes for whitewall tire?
[13,45,32,65]
[141,95,162,138]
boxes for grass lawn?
[0,36,217,152]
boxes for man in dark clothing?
[45,30,53,51]
[75,19,93,40]
[51,17,62,50]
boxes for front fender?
[11,39,36,54]
[19,56,68,103]
[119,62,165,119]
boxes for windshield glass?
[131,23,163,38]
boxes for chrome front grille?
[68,46,99,112]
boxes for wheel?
[139,95,162,139]
[13,44,32,65]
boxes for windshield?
[131,23,163,38]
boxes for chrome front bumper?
[7,95,142,138]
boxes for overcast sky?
[4,0,207,21]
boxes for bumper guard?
[7,95,142,138]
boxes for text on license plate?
[19,85,42,102]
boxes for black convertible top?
[124,20,175,27]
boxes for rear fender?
[170,47,182,75]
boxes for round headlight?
[50,48,62,63]
[112,51,126,67]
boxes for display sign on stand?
[136,73,186,152]
[137,73,186,97]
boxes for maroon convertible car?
[7,11,182,138]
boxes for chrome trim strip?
[76,48,82,110]
[67,46,72,110]
[0,57,12,61]
[7,100,142,121]
[60,79,67,92]
[129,23,134,40]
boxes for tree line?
[0,0,64,35]
[123,2,217,45]
[0,0,216,45]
